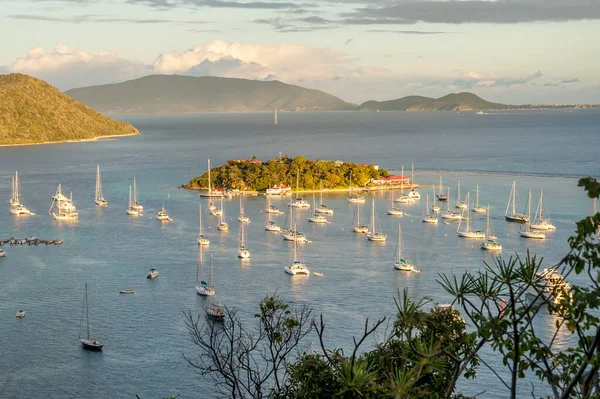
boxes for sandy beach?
[0,132,140,148]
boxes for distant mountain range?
[66,75,514,114]
[0,74,139,146]
[66,75,356,114]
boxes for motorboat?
[313,272,323,277]
[526,268,571,308]
[146,269,159,279]
[156,205,172,222]
[119,290,134,294]
[0,249,6,258]
[49,185,79,221]
[10,204,32,215]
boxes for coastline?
[0,132,140,148]
[185,183,430,195]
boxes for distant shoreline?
[0,132,140,148]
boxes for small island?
[184,155,390,192]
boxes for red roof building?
[370,175,410,185]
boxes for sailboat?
[441,188,461,220]
[284,225,309,275]
[387,189,404,216]
[197,204,210,245]
[217,197,228,231]
[132,177,143,212]
[49,184,78,221]
[9,171,32,215]
[195,243,214,296]
[431,186,441,213]
[200,159,223,198]
[530,190,556,230]
[455,181,467,209]
[126,185,140,216]
[264,196,281,232]
[520,191,545,239]
[393,225,417,272]
[422,194,438,224]
[505,180,528,223]
[436,174,448,202]
[94,165,108,207]
[238,217,250,259]
[407,163,420,199]
[204,255,225,321]
[290,169,310,208]
[394,166,416,204]
[471,184,486,213]
[457,193,485,238]
[283,203,307,242]
[308,193,329,223]
[352,203,369,233]
[481,205,502,250]
[79,283,103,351]
[315,181,334,215]
[274,108,278,125]
[347,170,365,203]
[237,196,250,223]
[367,198,386,242]
[156,203,172,222]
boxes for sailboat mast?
[457,181,461,204]
[128,185,132,208]
[133,177,138,204]
[85,283,90,339]
[512,181,516,216]
[207,159,212,195]
[475,184,479,207]
[539,190,544,219]
[199,204,203,237]
[15,171,20,202]
[396,225,401,261]
[371,198,376,233]
[96,165,100,200]
[11,176,15,202]
[527,190,532,228]
[486,204,491,238]
[196,241,202,284]
[209,254,214,287]
[293,224,298,261]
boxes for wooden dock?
[0,237,64,246]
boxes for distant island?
[64,74,600,115]
[0,74,139,146]
[183,156,389,192]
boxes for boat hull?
[422,217,438,224]
[196,285,215,296]
[457,231,486,239]
[80,338,103,351]
[505,214,528,223]
[520,231,546,239]
[353,226,368,233]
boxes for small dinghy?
[119,289,134,294]
[16,310,26,318]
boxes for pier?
[0,237,64,246]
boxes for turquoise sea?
[0,109,599,398]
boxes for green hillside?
[66,75,356,114]
[359,92,509,111]
[0,73,139,146]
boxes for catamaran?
[79,283,103,351]
[352,202,368,233]
[197,204,210,245]
[132,177,143,212]
[290,170,310,208]
[436,174,448,202]
[455,181,467,209]
[393,225,418,272]
[457,193,485,238]
[9,172,32,215]
[441,188,462,220]
[530,190,556,230]
[471,184,486,213]
[481,205,502,250]
[217,197,228,231]
[505,180,528,223]
[94,165,107,207]
[520,191,545,239]
[126,185,140,216]
[238,196,250,223]
[199,159,223,198]
[422,193,438,224]
[49,184,78,221]
[284,226,309,275]
[347,170,365,203]
[238,217,250,259]
[264,196,281,232]
[196,245,215,296]
[315,181,334,215]
[367,198,386,242]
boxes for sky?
[1,0,599,104]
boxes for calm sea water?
[0,110,599,398]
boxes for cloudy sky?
[1,0,599,104]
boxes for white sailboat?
[200,159,223,198]
[505,180,528,223]
[455,181,467,209]
[367,198,386,242]
[347,170,365,203]
[238,217,250,259]
[315,181,334,215]
[238,196,250,223]
[126,185,140,216]
[132,177,143,212]
[264,196,281,232]
[196,243,214,296]
[422,194,438,224]
[9,171,32,215]
[393,225,418,272]
[308,193,329,223]
[79,283,103,351]
[407,163,420,199]
[283,202,307,242]
[457,193,485,238]
[471,184,486,213]
[441,188,461,220]
[530,190,556,230]
[217,197,228,231]
[436,174,448,202]
[290,169,310,208]
[431,186,441,213]
[94,165,107,207]
[520,191,545,239]
[49,184,78,221]
[352,203,369,233]
[394,166,416,204]
[284,226,309,275]
[481,204,502,250]
[387,189,404,216]
[205,255,225,321]
[197,204,210,245]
